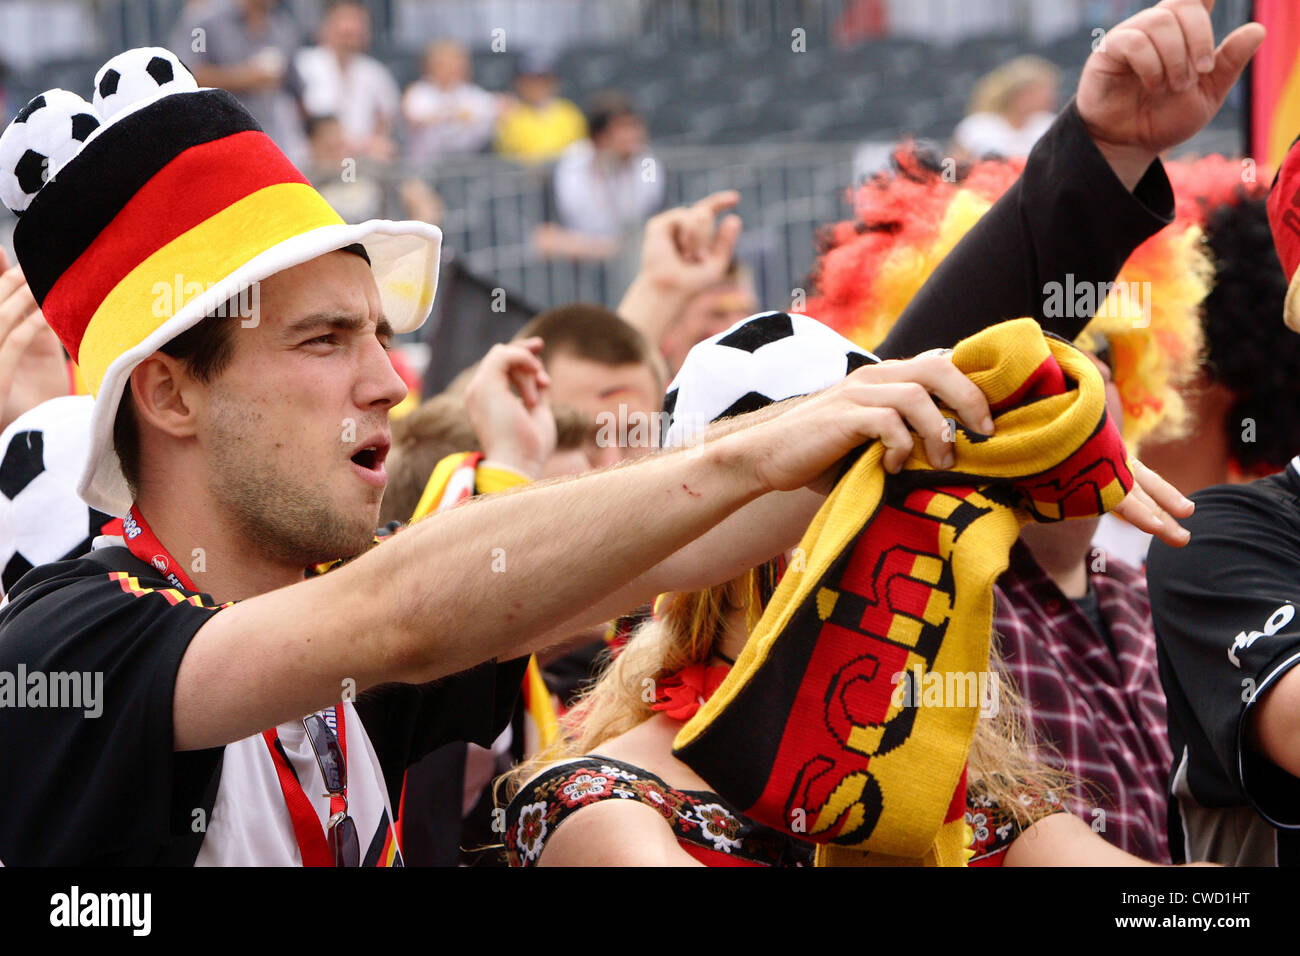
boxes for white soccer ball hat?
[662,311,878,448]
[0,49,200,218]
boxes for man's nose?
[359,340,409,410]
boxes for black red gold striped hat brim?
[13,86,441,516]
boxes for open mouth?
[350,439,389,473]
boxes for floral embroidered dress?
[966,788,1059,866]
[503,662,1047,866]
[503,755,815,867]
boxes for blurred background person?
[658,260,759,379]
[616,191,744,383]
[402,39,500,164]
[951,55,1060,159]
[494,52,586,164]
[171,0,308,167]
[307,114,442,225]
[532,92,664,297]
[552,92,662,242]
[295,0,400,161]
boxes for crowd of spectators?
[168,1,663,269]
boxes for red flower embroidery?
[651,663,731,721]
[558,770,613,807]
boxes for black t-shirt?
[1146,462,1300,865]
[0,546,526,865]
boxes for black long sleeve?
[876,99,1175,359]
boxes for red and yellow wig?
[807,150,1213,450]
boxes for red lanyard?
[116,504,197,591]
[113,503,350,866]
[262,706,348,867]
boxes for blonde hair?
[503,568,1080,833]
[967,55,1059,117]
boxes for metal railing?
[386,140,858,312]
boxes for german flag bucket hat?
[0,47,441,516]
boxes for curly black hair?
[1201,196,1300,472]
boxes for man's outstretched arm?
[174,353,990,750]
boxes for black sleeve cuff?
[1040,97,1174,241]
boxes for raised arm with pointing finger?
[880,0,1263,358]
[569,0,1249,620]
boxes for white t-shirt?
[296,46,400,143]
[402,80,497,161]
[953,110,1054,158]
[196,701,399,865]
[552,139,665,238]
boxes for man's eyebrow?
[283,312,394,339]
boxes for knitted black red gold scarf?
[672,318,1134,865]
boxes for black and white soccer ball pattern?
[661,311,879,448]
[0,47,196,215]
[93,47,195,125]
[0,89,100,214]
[0,396,109,595]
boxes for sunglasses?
[303,713,361,867]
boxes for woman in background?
[951,55,1059,159]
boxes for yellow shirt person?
[496,96,587,163]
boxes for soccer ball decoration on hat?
[0,46,442,517]
[92,47,197,126]
[0,89,100,214]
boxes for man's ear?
[128,353,200,439]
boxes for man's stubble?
[206,391,377,568]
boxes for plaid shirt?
[993,540,1172,862]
